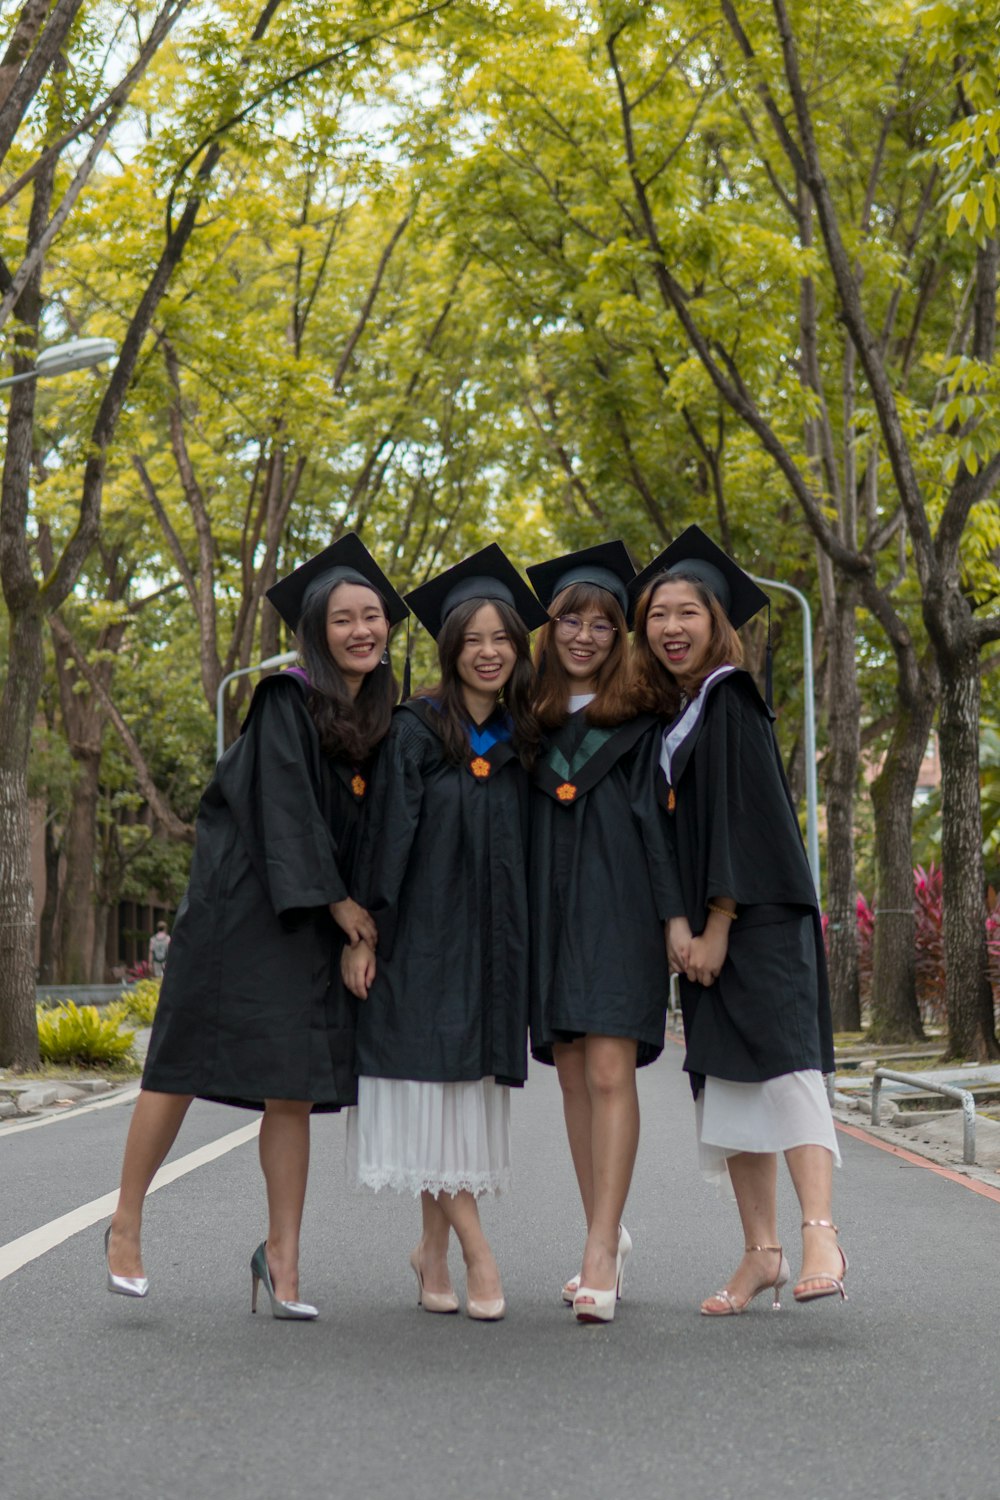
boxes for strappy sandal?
[700,1244,790,1316]
[794,1220,848,1303]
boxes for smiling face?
[455,601,517,705]
[324,581,389,694]
[644,579,715,680]
[550,594,616,695]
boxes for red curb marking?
[834,1119,1000,1204]
[666,1028,1000,1205]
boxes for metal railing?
[871,1067,977,1165]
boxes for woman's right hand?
[329,897,377,948]
[666,916,693,973]
[341,940,376,1000]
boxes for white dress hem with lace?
[347,1074,512,1199]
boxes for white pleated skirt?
[346,1075,512,1198]
[695,1069,841,1196]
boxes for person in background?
[148,922,171,979]
[342,546,543,1322]
[104,535,407,1319]
[630,525,844,1315]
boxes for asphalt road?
[1,1041,998,1500]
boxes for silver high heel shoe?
[562,1224,632,1306]
[250,1242,318,1320]
[105,1225,148,1299]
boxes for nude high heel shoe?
[104,1225,148,1299]
[793,1221,848,1303]
[466,1293,506,1321]
[250,1242,318,1320]
[410,1249,459,1314]
[700,1245,790,1316]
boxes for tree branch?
[47,614,195,842]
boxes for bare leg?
[259,1099,312,1302]
[435,1190,502,1304]
[700,1150,783,1313]
[415,1190,454,1297]
[784,1143,841,1293]
[108,1089,193,1277]
[577,1036,639,1299]
[553,1039,595,1230]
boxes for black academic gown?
[141,672,364,1111]
[653,668,834,1092]
[353,700,530,1087]
[530,711,672,1068]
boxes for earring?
[380,649,390,665]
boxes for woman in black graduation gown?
[526,543,673,1325]
[104,536,407,1318]
[630,525,845,1315]
[341,546,543,1321]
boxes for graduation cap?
[630,524,773,703]
[266,533,409,634]
[405,544,549,640]
[527,541,636,624]
[629,525,769,629]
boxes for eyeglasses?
[554,614,618,644]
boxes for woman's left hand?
[341,940,376,1000]
[684,923,730,987]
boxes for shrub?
[846,864,1000,1021]
[121,978,160,1027]
[36,1001,136,1067]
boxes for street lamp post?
[0,336,117,390]
[751,574,820,900]
[216,652,298,760]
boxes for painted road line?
[835,1119,1000,1205]
[0,1084,142,1137]
[0,1118,261,1282]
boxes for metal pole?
[215,652,298,760]
[751,574,820,901]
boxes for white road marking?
[0,1118,261,1282]
[0,1083,142,1136]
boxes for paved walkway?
[1,1042,998,1500]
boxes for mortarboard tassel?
[764,601,773,711]
[401,616,412,701]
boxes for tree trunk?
[867,689,935,1041]
[0,605,43,1066]
[937,643,999,1060]
[37,808,60,983]
[823,580,861,1030]
[57,747,100,984]
[90,898,109,983]
[0,154,46,1064]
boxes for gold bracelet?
[706,903,738,921]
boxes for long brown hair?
[415,597,541,769]
[296,581,397,761]
[630,571,743,717]
[532,583,633,728]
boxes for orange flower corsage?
[555,782,577,802]
[470,757,491,780]
[351,774,367,798]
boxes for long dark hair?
[295,581,397,762]
[630,571,743,718]
[532,583,634,729]
[416,596,540,769]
